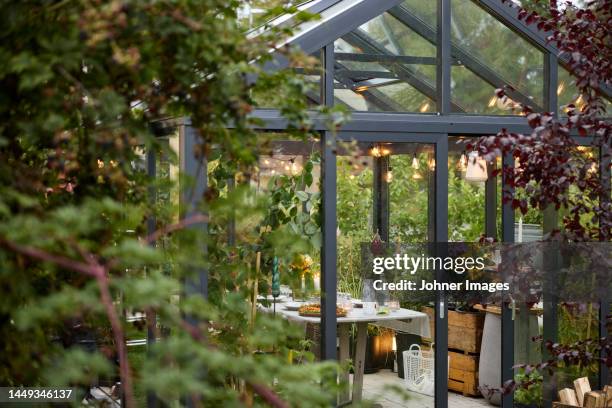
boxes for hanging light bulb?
[465,151,488,182]
[459,152,468,171]
[290,159,299,175]
[385,167,393,183]
[412,154,419,170]
[428,157,436,171]
[371,145,381,157]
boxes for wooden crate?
[448,350,480,397]
[423,307,485,354]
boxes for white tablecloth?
[266,306,430,338]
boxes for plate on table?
[284,301,304,311]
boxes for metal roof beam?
[335,52,438,65]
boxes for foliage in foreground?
[0,1,343,407]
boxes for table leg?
[338,324,350,405]
[352,322,368,403]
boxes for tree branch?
[142,213,208,245]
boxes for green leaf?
[304,172,313,187]
[295,191,308,202]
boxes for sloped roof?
[257,0,610,101]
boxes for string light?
[371,144,390,157]
[459,152,468,171]
[385,167,393,183]
[289,159,300,175]
[428,157,436,171]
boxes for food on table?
[298,303,347,317]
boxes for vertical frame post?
[501,152,515,408]
[146,145,158,408]
[485,161,498,238]
[437,0,452,114]
[599,141,611,387]
[179,125,208,408]
[373,156,390,242]
[541,51,559,408]
[320,43,337,361]
[434,135,449,408]
[180,125,208,300]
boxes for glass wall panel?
[448,138,487,241]
[333,1,437,113]
[451,0,545,115]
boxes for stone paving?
[361,369,492,408]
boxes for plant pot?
[479,312,502,405]
[395,333,421,379]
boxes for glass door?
[335,135,446,407]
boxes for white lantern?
[465,151,488,182]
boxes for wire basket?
[403,344,436,396]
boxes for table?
[267,306,430,404]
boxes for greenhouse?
[155,0,611,407]
[1,1,610,408]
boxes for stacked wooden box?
[422,307,485,397]
[555,377,612,408]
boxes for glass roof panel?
[451,65,521,115]
[450,0,545,114]
[333,0,437,113]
